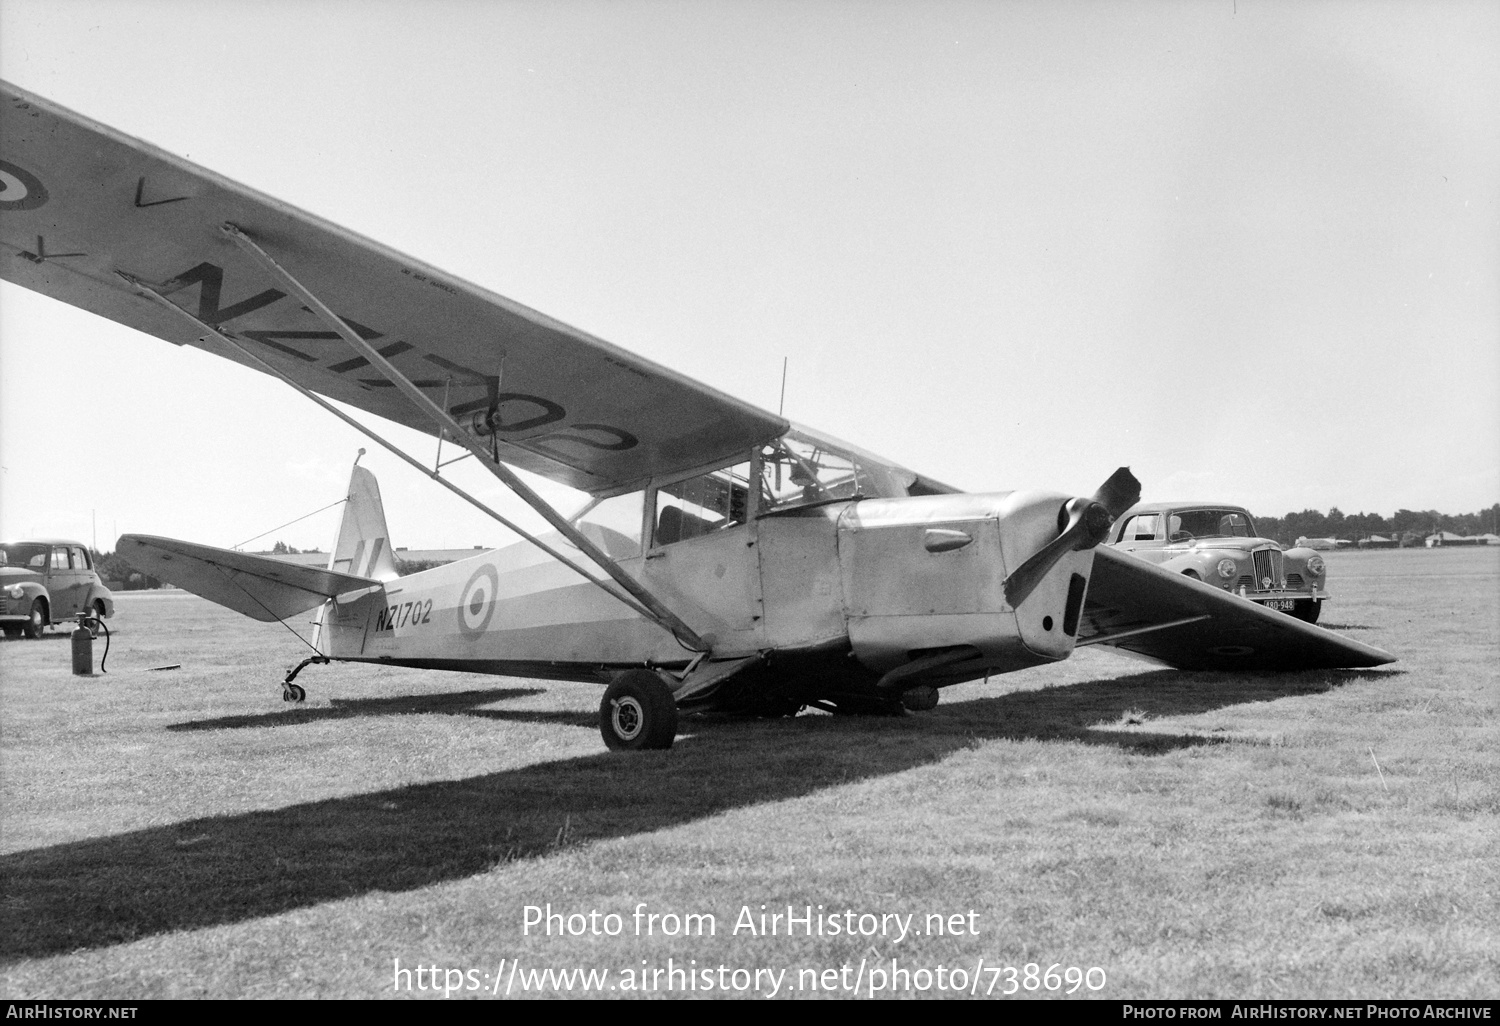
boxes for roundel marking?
[1208,645,1255,657]
[0,161,48,210]
[457,563,501,636]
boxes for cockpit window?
[570,490,646,559]
[1168,509,1255,540]
[759,431,908,513]
[654,462,753,545]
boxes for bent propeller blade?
[1003,468,1135,608]
[1094,466,1141,520]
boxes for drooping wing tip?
[1082,546,1400,672]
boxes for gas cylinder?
[71,619,93,675]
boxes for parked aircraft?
[0,82,1394,749]
[1296,537,1354,551]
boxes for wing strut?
[116,271,668,633]
[1074,614,1211,647]
[216,223,708,652]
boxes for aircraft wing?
[118,535,381,623]
[1078,546,1395,670]
[1,82,788,493]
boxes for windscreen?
[1169,510,1255,539]
[0,543,50,569]
[759,430,911,513]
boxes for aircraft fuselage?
[316,489,1097,702]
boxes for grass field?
[1,547,1495,1000]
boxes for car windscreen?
[1169,510,1255,539]
[0,543,51,569]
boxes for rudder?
[328,464,400,582]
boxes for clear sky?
[2,0,1496,553]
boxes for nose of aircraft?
[1002,467,1141,607]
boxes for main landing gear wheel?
[901,685,940,712]
[600,669,678,751]
[1292,599,1322,624]
[282,683,306,703]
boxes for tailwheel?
[600,669,678,751]
[280,656,327,704]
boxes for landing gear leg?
[281,656,327,703]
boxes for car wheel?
[23,599,47,639]
[89,600,108,637]
[599,669,678,751]
[1292,599,1321,624]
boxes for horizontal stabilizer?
[118,535,382,622]
[1080,546,1395,670]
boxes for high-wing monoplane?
[0,82,1394,749]
[1296,537,1354,551]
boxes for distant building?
[1424,532,1488,547]
[1357,534,1398,549]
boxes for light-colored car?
[0,540,115,638]
[1107,503,1327,622]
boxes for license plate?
[1258,599,1297,612]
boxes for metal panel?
[756,513,845,650]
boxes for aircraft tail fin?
[328,463,401,582]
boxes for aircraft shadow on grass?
[164,687,561,731]
[1,667,1397,961]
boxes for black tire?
[1292,599,1321,624]
[600,669,678,751]
[23,599,46,639]
[90,600,107,637]
[900,685,940,712]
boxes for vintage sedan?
[1106,503,1327,622]
[0,539,115,638]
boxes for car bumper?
[1229,587,1328,611]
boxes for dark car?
[1107,503,1328,622]
[0,540,115,638]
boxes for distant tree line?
[93,550,161,590]
[1252,504,1500,548]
